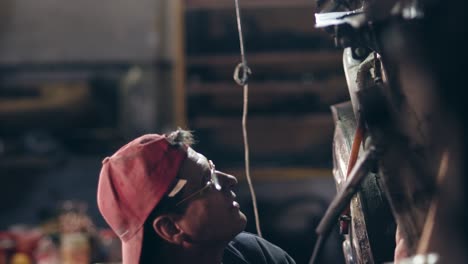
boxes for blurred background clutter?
[0,0,348,263]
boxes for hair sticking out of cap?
[166,128,195,147]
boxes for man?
[97,129,295,264]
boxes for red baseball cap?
[97,134,187,264]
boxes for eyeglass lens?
[209,160,222,191]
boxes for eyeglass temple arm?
[175,182,213,206]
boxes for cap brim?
[122,227,144,264]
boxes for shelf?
[187,77,348,107]
[192,113,333,128]
[190,114,334,159]
[183,2,340,168]
[187,51,343,71]
[185,0,316,11]
[0,155,61,170]
[187,78,346,95]
[226,167,332,181]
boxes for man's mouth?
[229,191,240,208]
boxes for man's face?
[174,148,247,244]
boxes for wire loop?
[233,62,251,86]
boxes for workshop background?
[0,0,348,263]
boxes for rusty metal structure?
[311,0,468,263]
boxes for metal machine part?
[313,0,468,263]
[330,102,396,264]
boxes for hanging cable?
[233,0,262,238]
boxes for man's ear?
[152,215,185,245]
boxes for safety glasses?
[175,160,222,206]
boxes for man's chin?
[218,211,247,241]
[236,212,248,233]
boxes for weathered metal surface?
[331,101,357,188]
[350,194,374,264]
[331,100,396,263]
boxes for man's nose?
[217,171,238,188]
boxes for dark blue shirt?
[223,232,296,264]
